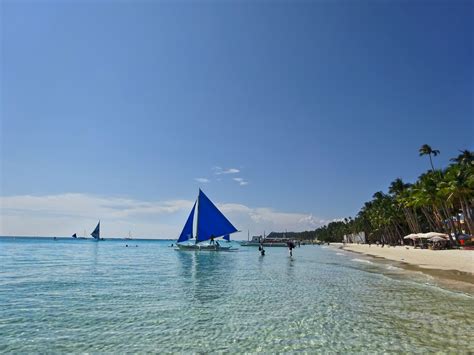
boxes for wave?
[351,258,374,264]
[386,265,403,271]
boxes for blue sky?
[1,0,473,237]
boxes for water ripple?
[0,239,472,352]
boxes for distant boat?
[241,232,290,247]
[91,221,103,241]
[72,233,77,239]
[176,189,238,251]
[125,231,133,240]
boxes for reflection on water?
[0,238,472,352]
[176,250,233,304]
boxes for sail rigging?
[196,189,238,243]
[177,201,196,243]
[176,190,238,246]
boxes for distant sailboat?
[77,229,87,239]
[176,189,238,250]
[91,221,101,241]
[72,233,77,239]
[125,231,133,240]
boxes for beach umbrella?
[423,232,449,239]
[417,233,436,239]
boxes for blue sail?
[177,201,196,243]
[91,221,100,240]
[196,190,238,243]
[223,234,230,241]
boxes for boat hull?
[176,243,234,251]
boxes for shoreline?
[332,243,474,293]
[335,243,473,274]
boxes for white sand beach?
[339,244,474,274]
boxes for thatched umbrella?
[423,232,449,239]
[403,233,419,240]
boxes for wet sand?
[331,243,474,295]
[332,243,474,294]
[339,243,473,274]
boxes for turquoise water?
[0,238,472,352]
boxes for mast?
[195,189,200,244]
[247,230,249,241]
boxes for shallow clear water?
[0,238,473,352]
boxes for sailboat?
[176,189,238,250]
[72,233,77,239]
[91,221,102,241]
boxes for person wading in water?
[287,241,295,257]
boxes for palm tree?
[450,150,474,166]
[439,162,474,234]
[419,144,440,172]
[389,178,420,233]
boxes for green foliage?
[282,147,474,244]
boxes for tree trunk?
[429,154,435,172]
[402,209,415,233]
[441,203,459,235]
[404,207,420,233]
[432,206,446,231]
[460,198,473,235]
[421,206,438,231]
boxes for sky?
[1,0,473,238]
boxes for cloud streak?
[194,178,210,183]
[0,193,328,238]
[233,177,249,186]
[213,167,240,175]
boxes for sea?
[0,237,473,353]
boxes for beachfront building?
[343,231,366,244]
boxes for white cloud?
[0,193,327,239]
[214,167,240,175]
[233,177,248,186]
[218,204,320,233]
[194,178,210,183]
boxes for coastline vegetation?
[285,146,474,244]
